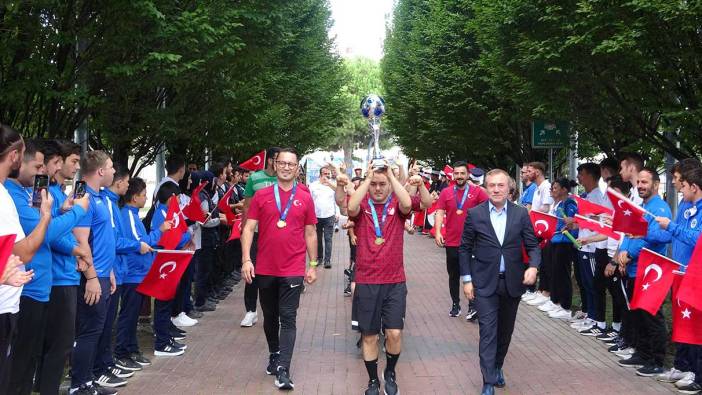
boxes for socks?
[596,321,606,330]
[364,359,379,382]
[612,322,621,332]
[385,352,400,374]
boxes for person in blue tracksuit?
[654,164,702,389]
[5,140,89,395]
[616,168,672,376]
[114,177,169,368]
[150,181,192,356]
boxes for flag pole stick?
[153,249,195,255]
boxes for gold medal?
[277,220,287,228]
[456,209,464,215]
[375,237,385,245]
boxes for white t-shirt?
[579,188,611,252]
[531,180,554,213]
[0,183,27,315]
[309,181,338,218]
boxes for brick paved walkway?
[121,232,676,395]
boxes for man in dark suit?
[459,169,541,395]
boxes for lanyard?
[368,196,393,238]
[274,183,297,222]
[455,185,469,210]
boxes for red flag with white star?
[529,210,558,240]
[678,236,702,311]
[630,248,680,315]
[239,150,266,171]
[607,188,648,236]
[574,214,621,240]
[181,181,208,223]
[157,196,188,250]
[571,194,614,217]
[227,215,243,241]
[137,250,194,301]
[672,276,702,345]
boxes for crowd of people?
[1,119,702,395]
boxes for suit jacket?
[458,200,540,298]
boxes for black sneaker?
[266,352,280,375]
[678,382,702,394]
[636,365,665,377]
[324,262,332,269]
[579,325,605,336]
[465,308,478,322]
[344,284,352,296]
[187,310,204,319]
[274,367,294,390]
[603,335,620,346]
[71,384,99,395]
[94,384,119,395]
[595,328,619,341]
[449,303,461,317]
[364,379,380,395]
[108,366,134,378]
[154,344,184,356]
[94,372,127,388]
[114,357,142,372]
[130,352,151,366]
[169,330,186,341]
[170,339,187,349]
[170,323,186,334]
[607,342,629,353]
[383,370,399,395]
[617,354,645,368]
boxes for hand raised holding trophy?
[360,94,386,171]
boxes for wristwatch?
[309,260,318,267]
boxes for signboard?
[532,120,569,148]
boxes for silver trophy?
[360,94,386,170]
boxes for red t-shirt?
[247,185,317,276]
[352,197,410,284]
[436,184,488,246]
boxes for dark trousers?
[446,247,473,310]
[258,275,304,371]
[348,235,357,263]
[230,239,243,282]
[549,243,574,310]
[115,284,144,359]
[37,285,77,395]
[153,298,173,349]
[71,277,111,388]
[244,233,259,312]
[626,279,667,365]
[537,243,552,292]
[0,312,18,394]
[621,276,637,347]
[593,249,627,324]
[577,251,596,318]
[674,343,700,372]
[316,216,335,265]
[195,247,216,307]
[8,296,48,395]
[473,277,520,385]
[173,261,194,316]
[94,285,121,376]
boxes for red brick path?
[121,232,676,394]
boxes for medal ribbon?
[368,195,393,239]
[455,185,469,211]
[274,183,297,222]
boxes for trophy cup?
[360,94,386,170]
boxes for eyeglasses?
[275,161,298,169]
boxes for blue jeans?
[577,251,597,320]
[71,277,111,388]
[115,284,143,358]
[316,216,335,265]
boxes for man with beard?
[434,161,488,320]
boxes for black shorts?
[351,282,407,334]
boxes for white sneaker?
[613,347,635,357]
[549,308,572,320]
[571,318,594,329]
[656,368,688,383]
[675,372,696,388]
[240,311,258,327]
[537,301,559,312]
[521,291,537,302]
[172,312,198,327]
[570,311,587,321]
[526,294,549,306]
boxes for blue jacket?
[120,205,163,284]
[48,184,82,286]
[667,198,702,271]
[151,202,191,250]
[551,198,579,244]
[5,180,86,301]
[102,189,141,285]
[621,195,672,277]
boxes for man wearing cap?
[469,167,486,187]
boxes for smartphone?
[32,175,49,208]
[73,180,87,199]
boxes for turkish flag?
[607,188,648,236]
[571,194,614,217]
[217,186,236,224]
[678,236,702,311]
[157,196,188,250]
[429,222,446,237]
[181,181,208,223]
[0,234,18,278]
[239,150,266,171]
[137,251,194,301]
[443,165,453,181]
[529,210,558,240]
[574,214,621,240]
[227,215,243,241]
[630,248,680,315]
[672,276,702,345]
